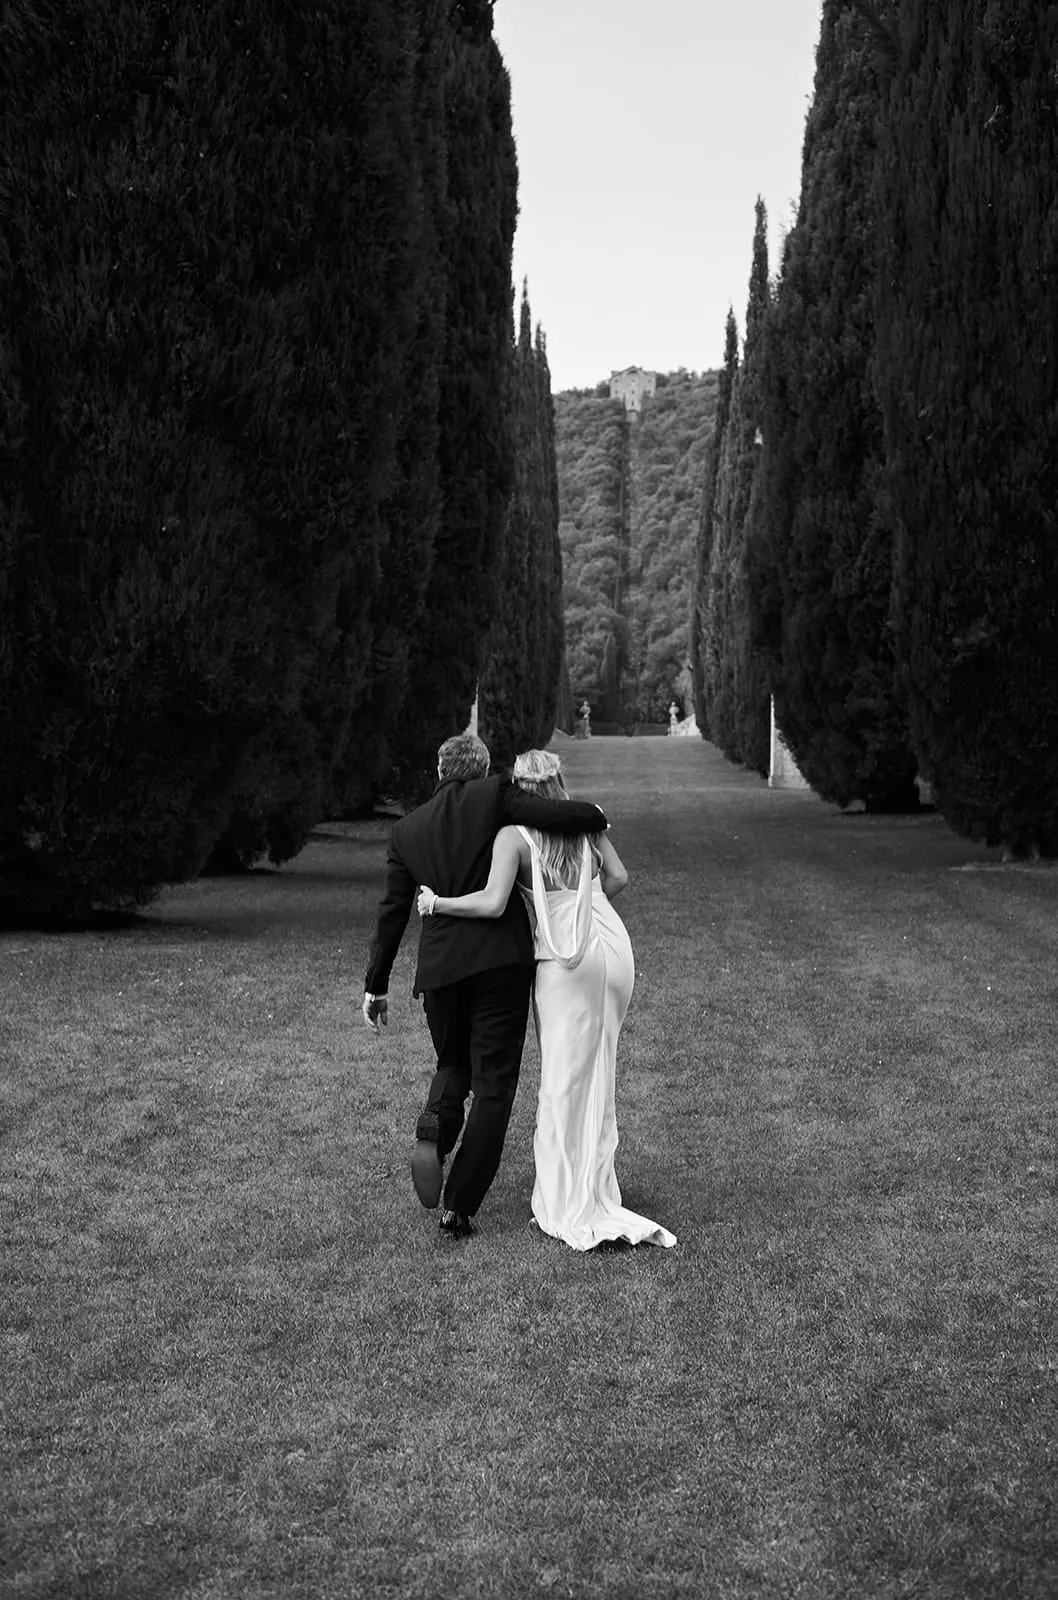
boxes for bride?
[417,749,676,1252]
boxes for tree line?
[692,0,1057,856]
[0,0,564,924]
[4,0,1053,926]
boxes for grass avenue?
[3,738,1056,1598]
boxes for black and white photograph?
[2,0,1055,1595]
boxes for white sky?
[492,0,824,391]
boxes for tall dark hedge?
[701,200,771,773]
[326,2,449,819]
[746,0,917,811]
[394,16,518,795]
[690,311,738,732]
[478,290,564,766]
[525,324,566,748]
[477,293,531,766]
[875,0,1058,852]
[0,0,435,918]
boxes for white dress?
[516,828,677,1252]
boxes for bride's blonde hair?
[513,750,598,888]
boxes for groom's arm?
[363,838,417,1023]
[497,778,607,835]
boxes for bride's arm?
[418,827,524,920]
[597,834,629,900]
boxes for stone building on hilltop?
[609,365,656,415]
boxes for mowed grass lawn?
[2,737,1056,1600]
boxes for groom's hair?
[437,734,491,781]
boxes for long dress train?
[516,828,677,1252]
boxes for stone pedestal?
[768,698,809,789]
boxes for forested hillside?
[556,370,718,724]
[553,392,627,722]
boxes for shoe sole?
[411,1139,443,1209]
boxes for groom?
[363,733,606,1239]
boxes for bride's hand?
[417,886,438,917]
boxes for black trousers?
[421,962,534,1218]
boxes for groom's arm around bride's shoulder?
[494,775,607,835]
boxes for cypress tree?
[691,311,738,733]
[731,465,773,776]
[478,289,532,766]
[327,0,449,817]
[213,0,452,860]
[555,651,575,735]
[703,374,742,760]
[0,0,430,918]
[876,0,1058,852]
[395,7,518,793]
[704,200,771,772]
[528,324,566,746]
[749,0,918,811]
[479,295,565,765]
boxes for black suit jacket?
[364,775,607,996]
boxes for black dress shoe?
[411,1110,443,1209]
[438,1209,476,1239]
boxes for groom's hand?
[362,992,388,1034]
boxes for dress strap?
[516,829,593,969]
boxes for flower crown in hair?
[513,750,562,785]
